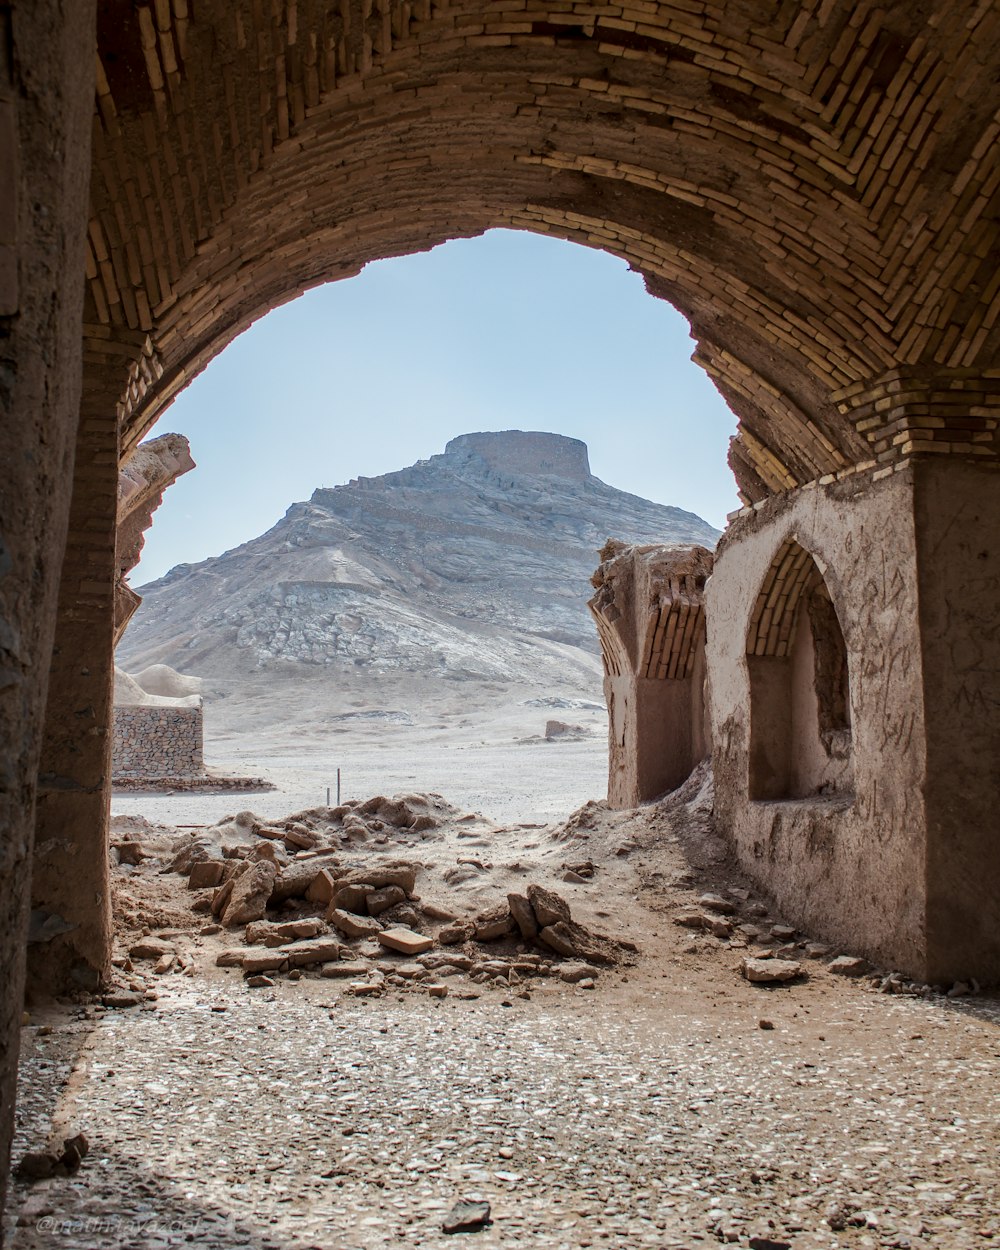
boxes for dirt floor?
[6,759,1000,1250]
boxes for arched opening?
[746,540,853,802]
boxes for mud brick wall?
[112,706,204,779]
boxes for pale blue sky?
[134,228,740,586]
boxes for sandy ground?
[110,694,611,827]
[8,723,1000,1250]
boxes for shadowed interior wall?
[0,0,95,1213]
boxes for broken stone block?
[335,883,374,914]
[283,822,317,849]
[326,908,382,939]
[770,924,796,940]
[527,883,571,928]
[339,860,418,896]
[559,962,601,983]
[698,892,736,914]
[443,1199,492,1234]
[246,974,276,988]
[222,861,278,928]
[211,877,235,918]
[377,927,435,955]
[437,922,473,946]
[240,950,289,973]
[827,955,867,976]
[473,903,516,942]
[284,938,343,968]
[367,885,405,916]
[214,951,244,969]
[320,961,373,978]
[538,920,616,965]
[305,868,339,906]
[188,861,224,890]
[244,919,325,947]
[740,957,803,984]
[420,901,457,922]
[427,983,448,998]
[270,860,323,904]
[129,937,174,961]
[507,893,538,942]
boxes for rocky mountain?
[117,431,718,698]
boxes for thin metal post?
[326,787,330,806]
[337,767,341,805]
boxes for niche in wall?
[746,540,853,801]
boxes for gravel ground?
[8,771,1000,1250]
[7,967,1000,1250]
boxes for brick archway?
[86,0,1000,500]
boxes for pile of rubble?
[118,795,636,997]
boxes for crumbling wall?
[115,433,195,642]
[112,705,204,779]
[707,468,929,975]
[590,542,714,806]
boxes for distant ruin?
[111,665,204,782]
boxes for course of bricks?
[76,0,999,511]
[111,704,204,780]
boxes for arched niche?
[746,540,853,802]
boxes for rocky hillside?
[117,431,718,693]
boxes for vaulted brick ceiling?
[86,0,1000,502]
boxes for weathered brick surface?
[111,705,204,779]
[73,1,1000,506]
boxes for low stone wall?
[112,705,204,779]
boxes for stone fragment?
[215,950,246,968]
[367,885,406,916]
[740,957,803,984]
[420,951,474,970]
[538,920,616,965]
[562,870,585,883]
[305,868,339,906]
[377,927,435,955]
[335,883,374,914]
[245,919,325,947]
[16,1151,58,1181]
[443,1200,492,1234]
[246,974,275,987]
[327,908,382,939]
[210,878,235,918]
[805,943,831,959]
[129,937,174,961]
[473,903,516,942]
[222,861,278,928]
[321,961,373,978]
[577,977,595,989]
[270,860,323,903]
[419,901,457,922]
[102,991,141,1008]
[113,840,144,866]
[283,823,317,849]
[189,860,224,890]
[699,893,736,914]
[240,950,289,974]
[351,982,381,996]
[558,962,601,983]
[284,938,342,968]
[338,860,418,895]
[427,983,448,998]
[507,893,538,942]
[827,955,867,976]
[527,883,571,928]
[437,921,473,946]
[770,924,796,940]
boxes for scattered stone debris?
[15,1133,89,1182]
